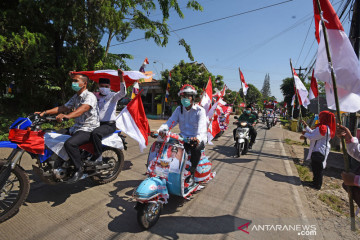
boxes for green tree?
[261,73,271,99]
[223,89,242,106]
[245,84,262,106]
[159,60,224,102]
[0,0,202,113]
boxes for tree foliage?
[280,76,307,118]
[223,89,242,106]
[242,84,262,106]
[0,0,202,113]
[261,73,271,99]
[159,60,224,102]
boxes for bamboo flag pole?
[290,59,303,131]
[315,0,356,231]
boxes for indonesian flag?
[313,0,360,112]
[293,68,310,108]
[116,92,150,152]
[291,94,296,106]
[239,69,249,96]
[200,77,213,114]
[73,70,150,90]
[207,114,221,145]
[284,102,287,108]
[8,129,45,155]
[139,57,149,73]
[309,69,319,100]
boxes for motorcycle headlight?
[240,122,247,127]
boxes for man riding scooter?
[158,84,207,185]
[233,105,257,149]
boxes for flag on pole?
[73,70,150,90]
[139,57,149,73]
[291,94,296,106]
[165,72,171,102]
[206,101,221,144]
[239,69,249,96]
[309,69,319,100]
[313,0,360,112]
[293,68,310,108]
[116,92,150,152]
[200,76,213,114]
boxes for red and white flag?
[200,77,213,114]
[293,68,310,108]
[139,57,149,73]
[207,114,221,144]
[313,0,360,112]
[116,92,150,152]
[291,94,296,106]
[73,70,150,90]
[309,69,319,100]
[239,69,249,96]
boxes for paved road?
[0,119,322,239]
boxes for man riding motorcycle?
[36,73,99,183]
[88,69,126,165]
[157,84,207,184]
[233,105,257,149]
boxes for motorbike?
[0,114,127,223]
[233,117,250,157]
[266,115,273,129]
[133,132,215,229]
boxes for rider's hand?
[190,137,199,147]
[159,131,166,138]
[56,114,68,123]
[341,172,357,186]
[149,132,157,138]
[34,111,46,117]
[300,135,305,140]
[301,120,307,127]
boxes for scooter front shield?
[134,177,168,201]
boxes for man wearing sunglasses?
[158,84,207,183]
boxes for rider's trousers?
[90,121,116,159]
[184,141,205,174]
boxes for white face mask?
[99,87,111,95]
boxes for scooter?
[266,116,273,129]
[133,132,215,229]
[0,114,126,223]
[233,117,250,157]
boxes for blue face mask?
[181,98,191,107]
[246,110,251,114]
[72,82,82,92]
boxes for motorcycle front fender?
[134,177,167,201]
[0,141,18,149]
[238,138,245,143]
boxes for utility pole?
[348,0,360,169]
[294,66,307,78]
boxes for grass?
[328,183,341,189]
[295,164,312,182]
[318,193,343,214]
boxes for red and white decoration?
[73,70,150,90]
[239,69,249,96]
[200,77,213,114]
[309,69,319,100]
[293,68,310,108]
[116,92,150,152]
[313,0,360,112]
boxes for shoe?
[185,175,195,187]
[248,144,253,149]
[67,169,83,184]
[86,156,103,166]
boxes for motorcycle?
[133,132,215,229]
[266,115,273,129]
[0,114,126,223]
[233,117,250,157]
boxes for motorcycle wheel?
[267,122,270,129]
[91,147,124,184]
[0,161,30,223]
[242,139,249,155]
[137,202,162,229]
[236,142,242,158]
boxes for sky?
[100,0,353,101]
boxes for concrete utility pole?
[294,66,307,78]
[348,0,360,169]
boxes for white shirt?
[95,82,126,122]
[304,126,331,168]
[347,137,360,162]
[158,104,207,143]
[64,89,99,133]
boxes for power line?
[109,0,294,47]
[295,17,313,67]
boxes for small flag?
[309,69,319,100]
[200,76,213,114]
[139,57,149,73]
[165,72,171,103]
[239,69,249,96]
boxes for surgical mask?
[246,110,251,114]
[181,98,191,107]
[99,87,111,95]
[72,82,82,92]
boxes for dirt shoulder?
[282,126,360,239]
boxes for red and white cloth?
[309,69,319,100]
[116,92,150,152]
[293,68,310,108]
[200,77,213,114]
[313,0,360,112]
[73,70,150,90]
[239,69,249,96]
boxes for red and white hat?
[178,84,197,96]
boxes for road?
[0,119,322,239]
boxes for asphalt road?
[0,119,322,240]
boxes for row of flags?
[293,0,360,113]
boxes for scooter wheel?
[137,202,162,229]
